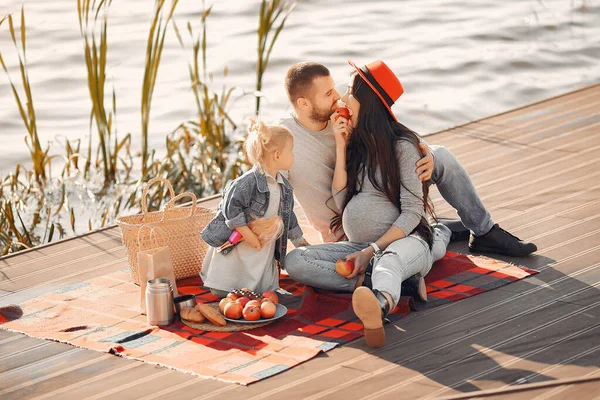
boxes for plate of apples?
[218,288,287,324]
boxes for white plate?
[221,303,288,324]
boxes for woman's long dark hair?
[329,72,434,247]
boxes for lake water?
[1,0,599,175]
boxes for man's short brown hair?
[285,62,330,104]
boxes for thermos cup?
[145,278,175,326]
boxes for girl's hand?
[330,112,349,146]
[244,231,262,250]
[236,226,262,250]
[344,247,374,279]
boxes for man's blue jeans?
[430,145,494,236]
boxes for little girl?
[200,121,308,297]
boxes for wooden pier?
[1,83,599,399]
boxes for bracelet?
[369,242,380,253]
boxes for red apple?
[236,296,251,307]
[335,259,355,277]
[226,292,240,301]
[262,291,279,304]
[219,297,232,313]
[224,301,243,319]
[246,300,262,309]
[260,300,277,319]
[243,305,261,321]
[335,106,350,120]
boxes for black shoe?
[469,224,537,257]
[401,274,428,302]
[364,269,427,303]
[435,218,470,242]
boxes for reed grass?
[77,0,132,187]
[141,0,180,179]
[170,5,246,196]
[255,0,296,114]
[0,1,296,256]
[0,8,48,186]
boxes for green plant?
[0,8,48,186]
[255,0,296,114]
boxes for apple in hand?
[224,301,243,319]
[336,106,350,120]
[219,298,232,313]
[262,291,279,305]
[260,300,277,319]
[335,259,355,277]
[243,305,261,321]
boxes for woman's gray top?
[336,139,426,243]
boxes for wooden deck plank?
[219,244,600,399]
[446,320,600,393]
[1,84,600,398]
[393,303,600,399]
[296,278,600,399]
[34,363,176,400]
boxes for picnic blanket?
[0,251,536,385]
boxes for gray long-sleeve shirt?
[281,116,424,244]
[280,116,341,243]
[336,139,425,243]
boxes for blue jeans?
[285,226,451,307]
[431,145,494,236]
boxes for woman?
[285,60,451,347]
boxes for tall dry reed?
[255,0,296,114]
[0,8,48,186]
[141,0,180,179]
[77,0,132,187]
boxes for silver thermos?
[145,278,175,326]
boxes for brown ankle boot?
[352,287,390,347]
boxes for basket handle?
[141,177,175,216]
[162,192,197,220]
[137,225,168,251]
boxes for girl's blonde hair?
[245,120,293,168]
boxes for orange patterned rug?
[0,252,536,385]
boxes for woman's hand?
[330,113,349,147]
[296,239,311,247]
[416,143,434,182]
[344,246,375,279]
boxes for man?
[280,61,537,257]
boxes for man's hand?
[344,247,374,279]
[416,143,434,182]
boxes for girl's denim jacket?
[200,165,304,269]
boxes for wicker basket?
[116,177,216,285]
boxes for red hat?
[347,60,404,121]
